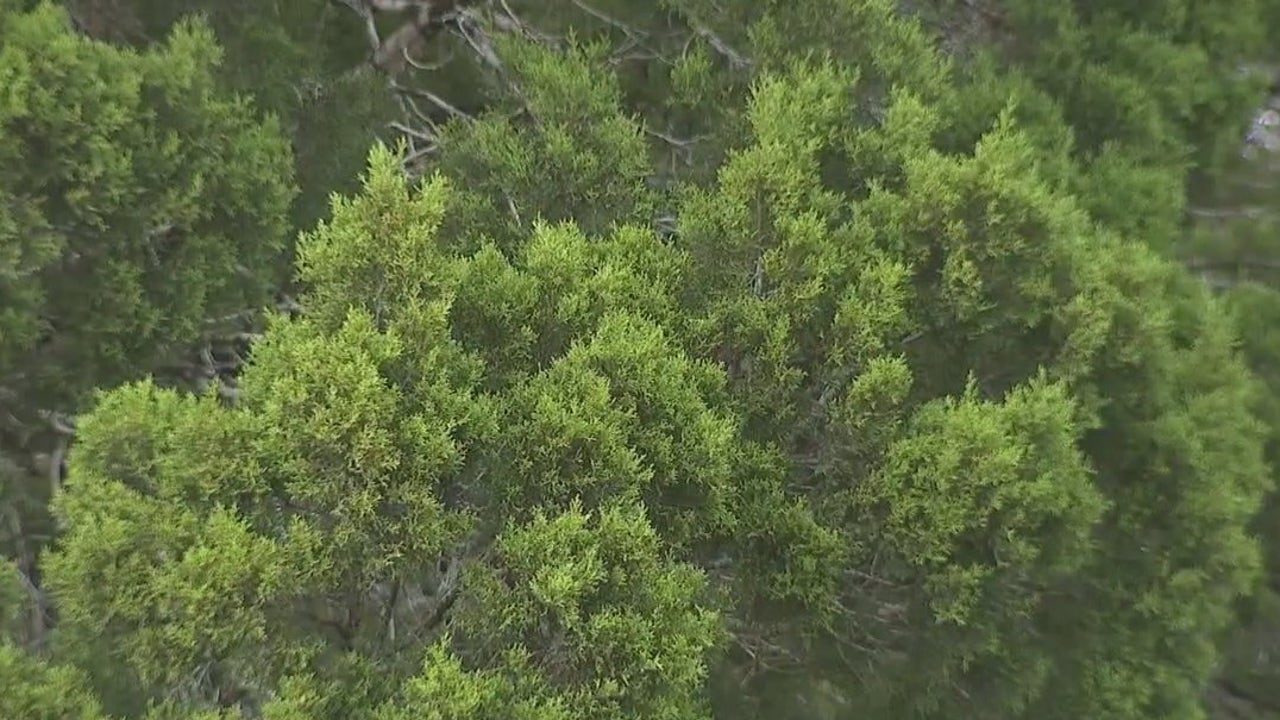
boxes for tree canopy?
[4,0,1280,718]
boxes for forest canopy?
[4,1,1280,719]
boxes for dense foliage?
[4,0,1280,718]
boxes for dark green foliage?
[63,0,392,231]
[0,3,294,412]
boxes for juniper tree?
[6,1,1279,719]
[60,0,395,231]
[40,42,1276,720]
[0,0,293,651]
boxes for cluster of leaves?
[0,1,295,634]
[61,0,395,231]
[0,1,293,411]
[3,0,1280,719]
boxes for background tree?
[61,0,394,231]
[0,0,294,652]
[1178,66,1280,720]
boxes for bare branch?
[389,120,438,143]
[453,9,506,73]
[1186,256,1280,273]
[372,0,464,75]
[329,0,382,50]
[392,82,474,122]
[571,0,647,44]
[693,25,752,70]
[493,0,562,46]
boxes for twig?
[392,82,475,122]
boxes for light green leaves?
[45,144,731,718]
[0,644,107,720]
[493,313,738,547]
[453,501,721,720]
[860,378,1103,618]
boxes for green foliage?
[0,643,106,720]
[442,501,722,720]
[0,6,295,669]
[661,34,1266,715]
[63,0,391,230]
[434,38,658,255]
[40,151,730,717]
[919,0,1280,249]
[4,1,1278,719]
[0,2,295,412]
[0,558,29,642]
